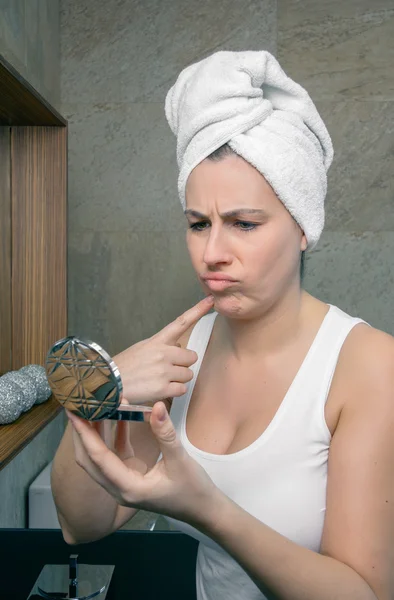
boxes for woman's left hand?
[66,402,222,529]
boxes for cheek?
[186,231,195,253]
[186,233,200,268]
[250,226,286,262]
[250,225,298,278]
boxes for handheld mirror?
[45,336,152,422]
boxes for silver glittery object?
[0,371,37,412]
[0,379,23,424]
[18,365,52,405]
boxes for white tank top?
[163,304,367,600]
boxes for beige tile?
[67,230,206,354]
[317,100,394,232]
[278,0,394,100]
[61,0,276,103]
[304,232,394,336]
[63,102,185,233]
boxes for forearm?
[51,423,136,544]
[200,492,377,600]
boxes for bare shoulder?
[334,322,394,406]
[346,321,394,358]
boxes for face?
[184,154,307,318]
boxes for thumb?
[150,402,183,461]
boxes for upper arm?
[320,326,394,600]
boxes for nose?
[202,226,232,267]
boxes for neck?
[216,289,323,362]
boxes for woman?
[51,51,394,600]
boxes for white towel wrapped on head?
[165,50,334,250]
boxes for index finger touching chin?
[155,295,214,345]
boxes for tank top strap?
[278,304,369,444]
[316,305,369,404]
[248,304,371,452]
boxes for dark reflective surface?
[0,529,198,600]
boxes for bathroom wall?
[61,0,276,353]
[0,1,63,527]
[0,0,60,108]
[61,0,394,530]
[279,0,394,325]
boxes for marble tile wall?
[277,0,394,332]
[0,0,60,107]
[60,0,394,531]
[62,0,277,350]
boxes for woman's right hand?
[113,295,215,406]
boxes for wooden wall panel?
[0,127,11,375]
[11,127,67,369]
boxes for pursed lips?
[201,275,239,291]
[201,274,238,282]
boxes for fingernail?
[205,295,214,302]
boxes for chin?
[211,293,245,316]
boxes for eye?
[188,221,258,232]
[235,221,258,231]
[189,221,209,231]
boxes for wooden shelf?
[0,53,67,473]
[0,396,62,471]
[0,53,66,126]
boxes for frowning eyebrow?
[184,208,268,219]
